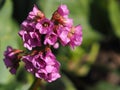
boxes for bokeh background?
[0,0,120,90]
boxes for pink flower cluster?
[22,49,60,82]
[19,5,82,50]
[3,4,82,82]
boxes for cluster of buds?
[3,4,82,82]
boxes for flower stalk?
[29,78,42,90]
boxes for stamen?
[43,22,49,27]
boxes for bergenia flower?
[22,50,61,82]
[68,25,82,49]
[22,55,36,74]
[3,46,22,74]
[44,32,58,46]
[19,20,41,50]
[57,4,69,16]
[19,30,41,50]
[58,25,82,49]
[38,50,61,82]
[57,4,73,27]
[57,26,70,46]
[36,18,54,34]
[52,4,73,27]
[63,17,73,27]
[27,5,45,21]
[3,4,82,83]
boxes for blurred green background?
[0,0,120,90]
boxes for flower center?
[43,22,49,27]
[67,27,75,38]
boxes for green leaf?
[0,0,19,84]
[108,0,120,38]
[46,74,76,90]
[90,81,120,90]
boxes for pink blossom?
[44,32,58,46]
[19,20,41,50]
[68,25,83,49]
[27,5,45,21]
[3,46,20,74]
[22,50,61,82]
[36,18,53,34]
[57,4,69,16]
[57,27,70,46]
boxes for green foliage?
[0,0,120,90]
[46,74,76,90]
[0,0,19,84]
[108,0,120,38]
[89,81,120,90]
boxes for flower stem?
[29,78,42,90]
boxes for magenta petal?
[47,73,61,82]
[44,32,58,46]
[10,68,17,74]
[3,46,19,74]
[69,25,82,49]
[57,4,69,16]
[53,42,59,49]
[58,28,70,45]
[28,5,40,20]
